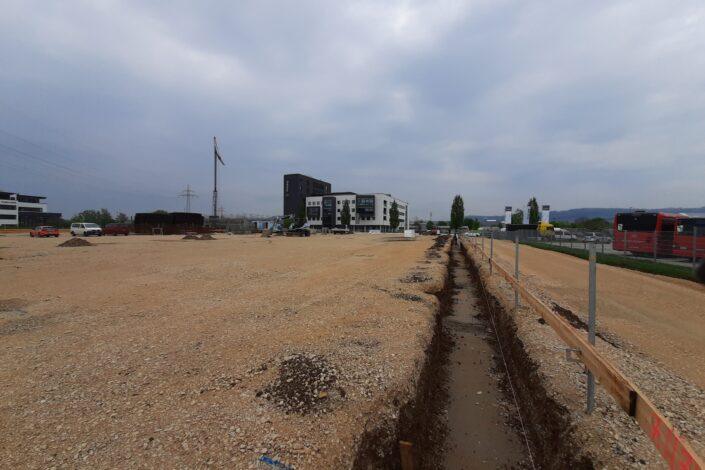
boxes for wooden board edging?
[466,241,704,470]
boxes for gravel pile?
[260,354,338,415]
[57,238,93,247]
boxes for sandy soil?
[0,233,446,469]
[464,239,705,467]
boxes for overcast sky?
[1,1,704,219]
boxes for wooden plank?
[466,241,704,470]
[399,440,414,470]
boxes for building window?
[352,217,355,220]
[0,214,17,220]
[383,216,387,220]
[0,204,16,210]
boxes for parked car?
[70,222,103,236]
[103,223,130,236]
[584,232,612,243]
[464,231,480,237]
[29,226,60,238]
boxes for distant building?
[283,174,331,218]
[305,192,409,232]
[133,212,204,234]
[0,191,62,227]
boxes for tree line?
[54,209,168,227]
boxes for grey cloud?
[1,0,704,219]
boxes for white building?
[0,191,59,227]
[305,192,409,232]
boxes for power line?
[178,184,198,212]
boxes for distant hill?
[550,207,705,222]
[470,207,705,224]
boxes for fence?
[466,236,703,469]
[478,227,704,271]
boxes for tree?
[528,197,540,224]
[115,212,129,223]
[389,201,400,231]
[282,216,294,229]
[152,209,168,215]
[70,208,115,227]
[464,217,480,230]
[341,200,351,227]
[575,217,611,231]
[426,220,434,231]
[450,195,464,231]
[511,209,524,225]
[296,199,306,227]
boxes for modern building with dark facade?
[305,192,409,232]
[0,190,62,227]
[283,174,331,218]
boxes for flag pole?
[212,136,218,218]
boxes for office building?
[0,191,62,227]
[283,174,331,218]
[305,192,409,232]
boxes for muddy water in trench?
[442,244,526,469]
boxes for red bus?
[612,212,680,256]
[673,217,705,260]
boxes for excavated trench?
[460,242,594,470]
[353,236,453,470]
[353,237,595,469]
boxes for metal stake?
[587,242,597,413]
[490,231,494,274]
[694,227,699,271]
[482,234,485,256]
[514,234,520,311]
[624,230,628,255]
[653,232,658,260]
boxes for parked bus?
[673,217,705,260]
[612,212,680,256]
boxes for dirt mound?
[182,233,216,240]
[400,272,432,283]
[426,235,448,259]
[260,354,338,414]
[58,238,93,248]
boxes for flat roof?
[283,174,330,183]
[0,191,46,200]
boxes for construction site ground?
[0,233,448,469]
[465,239,705,468]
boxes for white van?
[70,223,103,237]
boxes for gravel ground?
[464,240,705,468]
[0,233,448,469]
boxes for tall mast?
[212,136,218,218]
